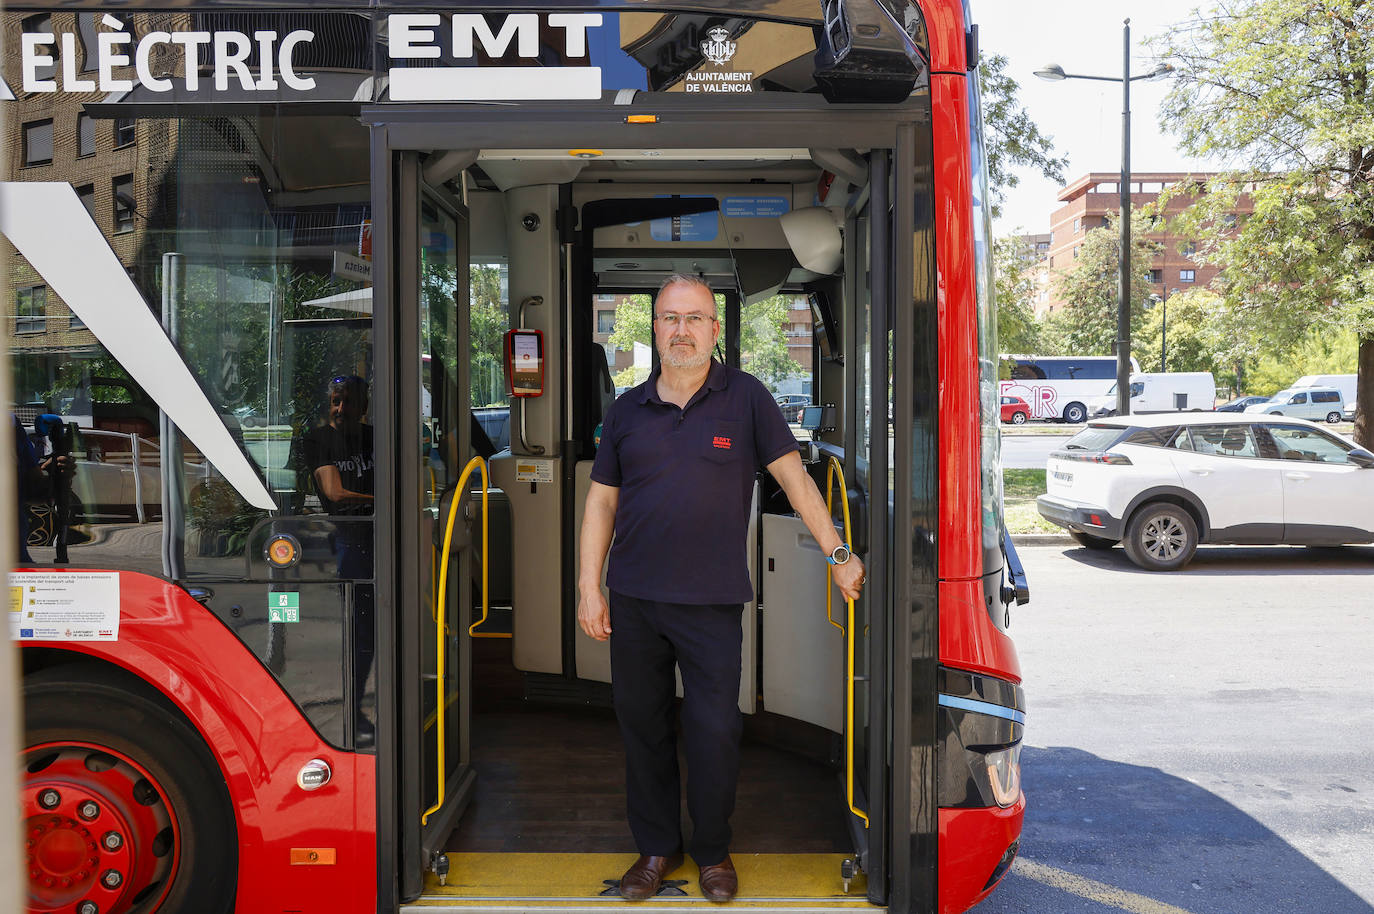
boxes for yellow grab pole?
[825,456,869,828]
[422,455,487,826]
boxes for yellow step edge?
[412,853,872,906]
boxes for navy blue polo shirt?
[590,360,798,604]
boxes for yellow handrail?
[422,454,491,827]
[825,456,869,828]
[466,457,505,640]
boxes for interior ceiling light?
[569,149,603,159]
[614,262,641,269]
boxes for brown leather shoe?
[698,855,738,903]
[619,853,684,901]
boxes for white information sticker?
[9,571,120,641]
[514,459,556,484]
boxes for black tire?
[23,664,236,914]
[1270,411,1283,416]
[1070,530,1117,550]
[1011,411,1028,425]
[1326,411,1341,424]
[1123,502,1198,571]
[1062,402,1087,424]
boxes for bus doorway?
[378,119,920,911]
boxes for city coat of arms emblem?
[701,27,736,66]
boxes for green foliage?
[469,264,509,406]
[1152,0,1374,440]
[992,234,1042,354]
[607,294,653,356]
[1245,326,1359,396]
[740,295,804,388]
[978,54,1070,218]
[1051,210,1161,354]
[1134,288,1229,378]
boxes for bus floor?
[417,638,872,908]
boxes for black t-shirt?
[302,423,374,516]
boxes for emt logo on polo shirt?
[712,435,732,450]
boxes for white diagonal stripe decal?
[0,182,276,510]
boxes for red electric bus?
[4,3,1028,912]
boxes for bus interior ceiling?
[439,145,865,862]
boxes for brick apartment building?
[5,11,189,419]
[1037,172,1252,316]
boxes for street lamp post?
[1037,20,1172,417]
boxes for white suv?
[1244,387,1346,423]
[1036,413,1374,570]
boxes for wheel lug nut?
[38,789,60,809]
[78,801,100,820]
[102,831,123,851]
[78,902,99,914]
[101,869,122,889]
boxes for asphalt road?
[1001,433,1072,469]
[972,543,1374,914]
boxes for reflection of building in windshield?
[3,11,376,570]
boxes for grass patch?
[1002,468,1061,534]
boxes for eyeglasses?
[656,313,716,328]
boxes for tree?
[608,294,653,387]
[978,54,1071,218]
[1134,288,1233,384]
[1153,0,1374,445]
[992,234,1042,354]
[1051,210,1161,354]
[469,264,509,406]
[740,295,804,389]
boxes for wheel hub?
[24,743,179,914]
[1144,516,1185,559]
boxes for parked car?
[1245,387,1346,423]
[775,394,810,413]
[1216,395,1270,413]
[1000,395,1030,425]
[1036,413,1374,571]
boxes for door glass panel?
[852,207,875,819]
[418,196,466,815]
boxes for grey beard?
[660,343,711,369]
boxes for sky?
[973,0,1219,236]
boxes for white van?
[1292,374,1356,411]
[1244,386,1347,423]
[1088,372,1216,417]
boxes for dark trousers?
[608,591,743,867]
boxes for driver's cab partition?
[389,135,895,904]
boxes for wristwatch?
[825,543,852,566]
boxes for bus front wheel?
[1062,403,1087,424]
[23,664,236,914]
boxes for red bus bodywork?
[11,3,1023,912]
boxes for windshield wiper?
[1063,443,1087,450]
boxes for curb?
[1010,534,1073,546]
